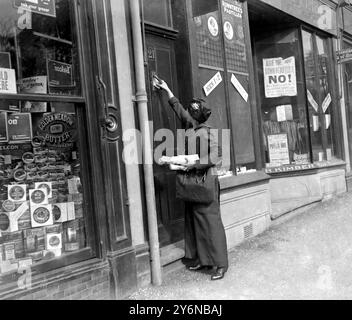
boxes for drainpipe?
[129,0,162,286]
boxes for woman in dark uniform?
[156,79,228,281]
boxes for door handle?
[96,76,119,142]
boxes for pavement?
[129,191,352,300]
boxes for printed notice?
[276,105,293,122]
[0,68,17,94]
[203,72,222,96]
[307,90,319,112]
[322,93,332,113]
[18,76,48,112]
[263,56,297,98]
[231,74,248,102]
[267,134,290,166]
[14,0,56,18]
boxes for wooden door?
[145,33,185,247]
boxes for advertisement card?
[29,188,49,206]
[46,233,62,251]
[14,0,56,18]
[53,203,67,223]
[35,182,53,198]
[30,204,54,228]
[0,68,17,94]
[18,76,48,113]
[8,185,27,203]
[7,113,33,143]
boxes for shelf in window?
[33,31,73,46]
[0,93,85,104]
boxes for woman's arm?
[156,80,194,127]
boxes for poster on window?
[47,60,75,95]
[14,0,56,18]
[0,68,17,94]
[267,134,290,166]
[263,56,297,98]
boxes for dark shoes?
[188,264,203,271]
[211,267,226,281]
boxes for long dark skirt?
[183,178,228,271]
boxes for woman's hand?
[155,79,174,99]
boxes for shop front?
[249,0,347,217]
[0,0,137,300]
[137,0,348,281]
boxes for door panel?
[145,34,185,247]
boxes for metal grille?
[244,223,254,239]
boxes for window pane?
[222,0,255,171]
[143,0,172,27]
[0,103,89,281]
[0,0,81,97]
[192,0,230,172]
[303,31,337,162]
[255,29,311,168]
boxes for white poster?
[267,134,290,166]
[0,68,17,94]
[322,93,332,113]
[231,74,248,102]
[203,72,222,97]
[263,56,297,98]
[307,90,319,112]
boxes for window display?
[0,1,87,280]
[0,106,87,277]
[254,29,312,168]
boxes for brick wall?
[1,260,113,300]
[16,268,111,300]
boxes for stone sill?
[219,171,270,191]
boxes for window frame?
[188,0,261,174]
[301,25,343,162]
[0,0,98,280]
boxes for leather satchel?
[176,170,216,204]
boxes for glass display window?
[254,25,340,171]
[302,29,338,163]
[0,1,94,285]
[0,0,81,99]
[191,0,257,175]
[254,29,311,168]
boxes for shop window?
[254,26,340,171]
[191,0,257,174]
[302,30,338,162]
[0,1,92,284]
[142,0,172,28]
[255,29,311,168]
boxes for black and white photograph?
[0,0,352,309]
